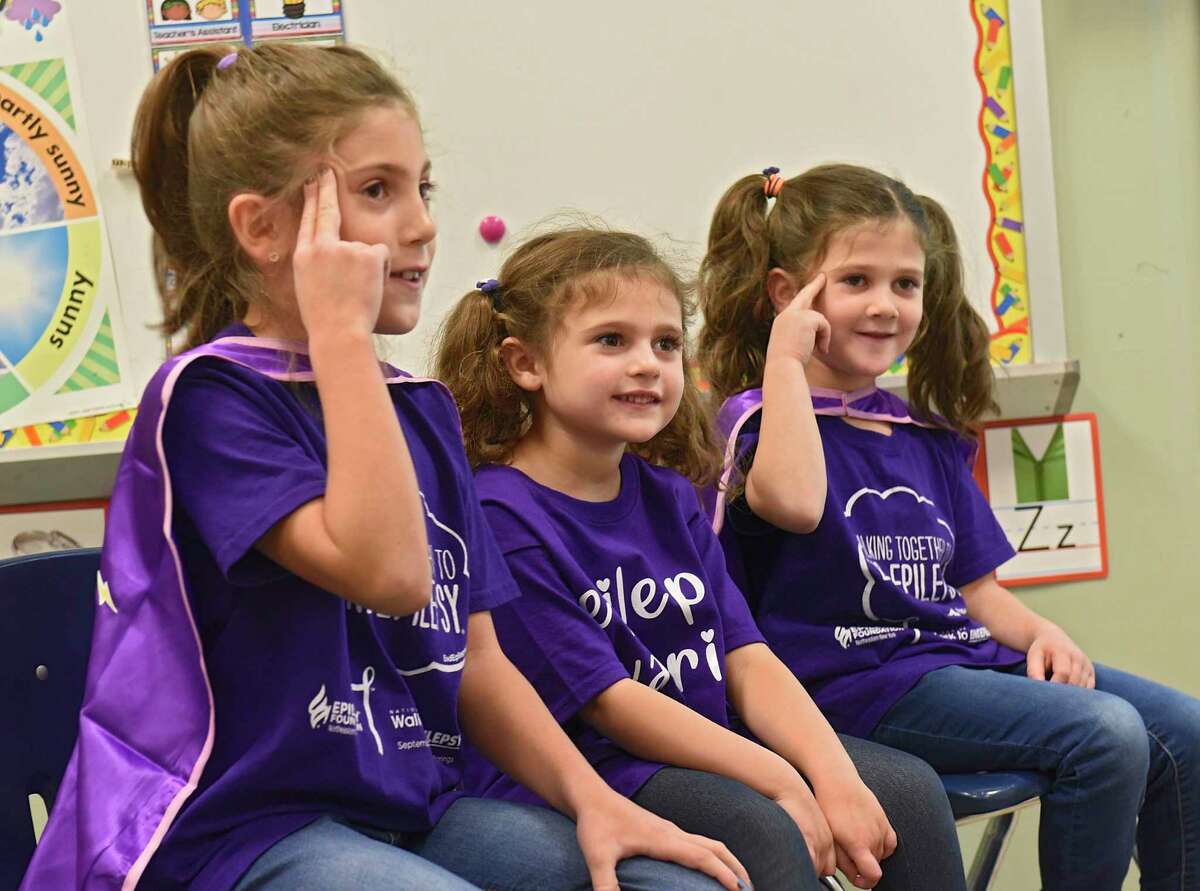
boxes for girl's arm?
[960,572,1095,688]
[579,668,840,879]
[458,612,749,891]
[744,273,830,533]
[256,169,431,615]
[724,643,896,890]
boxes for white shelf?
[879,359,1081,421]
[0,439,124,507]
[0,360,1081,507]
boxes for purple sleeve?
[162,363,327,584]
[486,541,629,722]
[944,438,1017,587]
[458,472,520,613]
[685,484,765,653]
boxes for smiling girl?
[434,226,968,891]
[21,45,749,891]
[699,164,1200,891]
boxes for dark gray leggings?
[632,735,965,891]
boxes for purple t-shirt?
[142,335,518,890]
[724,413,1023,738]
[465,453,765,803]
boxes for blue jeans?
[234,797,724,891]
[869,662,1200,891]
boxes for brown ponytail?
[434,285,529,469]
[695,174,777,401]
[131,43,415,351]
[908,195,997,431]
[434,226,724,485]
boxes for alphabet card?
[977,414,1108,586]
[0,2,135,429]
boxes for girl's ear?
[499,336,544,393]
[766,267,803,316]
[228,192,294,268]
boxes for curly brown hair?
[697,163,996,432]
[434,226,723,485]
[131,42,415,351]
[908,194,998,430]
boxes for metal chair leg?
[966,811,1017,891]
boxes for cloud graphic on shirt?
[845,485,954,626]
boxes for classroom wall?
[955,2,1200,886]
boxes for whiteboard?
[64,0,1066,389]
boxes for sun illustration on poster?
[0,0,132,430]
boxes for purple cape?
[21,336,440,890]
[705,385,974,534]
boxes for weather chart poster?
[146,0,345,70]
[0,0,134,431]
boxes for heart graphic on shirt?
[700,629,715,643]
[595,578,611,593]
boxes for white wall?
[65,0,1065,383]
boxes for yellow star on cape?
[97,571,117,614]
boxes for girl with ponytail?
[700,163,1200,891]
[22,44,752,891]
[436,226,971,891]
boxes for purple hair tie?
[762,166,780,176]
[217,51,239,71]
[477,279,502,311]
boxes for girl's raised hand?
[575,793,751,891]
[767,272,832,367]
[292,167,391,340]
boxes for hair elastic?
[217,51,239,71]
[762,165,784,198]
[477,278,502,311]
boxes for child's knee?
[1081,695,1150,778]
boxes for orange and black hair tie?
[762,166,784,198]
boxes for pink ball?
[479,215,507,244]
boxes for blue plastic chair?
[0,548,100,889]
[943,770,1050,891]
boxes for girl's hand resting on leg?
[1027,626,1096,688]
[575,792,752,891]
[814,778,897,889]
[773,781,836,879]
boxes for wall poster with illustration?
[978,413,1108,586]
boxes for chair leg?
[966,812,1017,891]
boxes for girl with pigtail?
[699,163,1200,891]
[434,226,969,891]
[23,44,755,891]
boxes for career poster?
[979,414,1109,586]
[0,1,135,430]
[146,0,344,70]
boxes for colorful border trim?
[971,0,1032,366]
[0,407,136,451]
